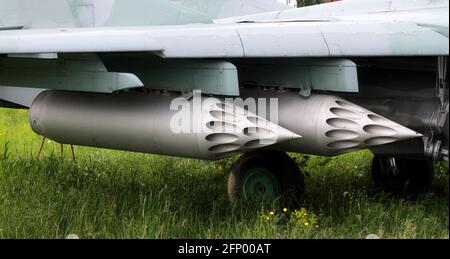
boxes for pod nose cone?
[202,100,301,158]
[322,98,423,154]
[277,126,303,142]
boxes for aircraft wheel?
[228,150,305,204]
[444,114,448,143]
[371,156,434,199]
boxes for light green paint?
[0,0,212,29]
[239,59,359,94]
[103,0,212,27]
[0,55,239,95]
[418,23,449,38]
[169,0,290,19]
[0,0,77,29]
[140,60,240,96]
[309,59,359,93]
[0,54,143,93]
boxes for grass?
[0,108,448,239]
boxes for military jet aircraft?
[0,0,448,202]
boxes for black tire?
[228,150,305,205]
[372,156,434,199]
[444,113,449,143]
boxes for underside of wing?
[0,21,448,58]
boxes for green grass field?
[0,108,448,239]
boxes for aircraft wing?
[0,21,448,58]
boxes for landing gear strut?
[228,150,305,204]
[371,156,434,199]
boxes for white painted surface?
[276,0,297,8]
[0,21,448,57]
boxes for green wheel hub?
[241,168,280,199]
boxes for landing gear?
[228,150,305,204]
[371,156,434,199]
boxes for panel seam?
[235,29,246,58]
